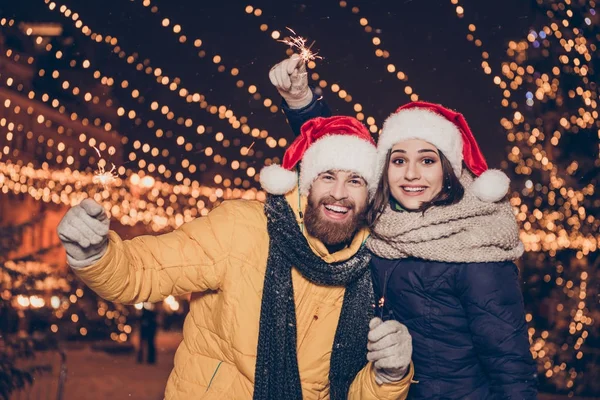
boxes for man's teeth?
[324,205,349,213]
[403,187,426,192]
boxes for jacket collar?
[284,186,370,264]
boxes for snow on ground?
[62,330,182,400]
[55,330,583,400]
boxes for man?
[137,302,157,364]
[57,116,414,399]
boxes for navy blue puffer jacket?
[281,90,331,137]
[371,257,538,399]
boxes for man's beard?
[303,194,368,247]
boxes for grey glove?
[57,199,110,269]
[367,317,413,385]
[268,54,312,109]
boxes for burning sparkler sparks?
[91,145,118,188]
[279,27,322,63]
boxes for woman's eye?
[422,158,436,165]
[391,158,405,165]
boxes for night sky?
[4,0,537,171]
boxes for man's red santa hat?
[260,116,378,196]
[378,101,510,203]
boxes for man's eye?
[322,175,334,180]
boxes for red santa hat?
[378,101,510,202]
[260,116,378,196]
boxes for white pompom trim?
[299,135,378,196]
[469,169,510,202]
[378,108,464,178]
[259,164,297,195]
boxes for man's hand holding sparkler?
[269,54,312,109]
[57,199,109,269]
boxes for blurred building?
[0,21,124,273]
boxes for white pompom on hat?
[259,116,378,196]
[378,101,510,202]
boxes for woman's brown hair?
[367,148,465,229]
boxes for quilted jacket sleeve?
[457,262,538,399]
[348,361,414,399]
[281,90,331,137]
[72,201,238,305]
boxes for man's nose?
[329,180,349,200]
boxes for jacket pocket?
[203,360,237,399]
[206,361,223,392]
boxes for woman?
[366,102,537,399]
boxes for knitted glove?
[367,317,413,385]
[57,199,110,269]
[268,54,312,109]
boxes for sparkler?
[91,146,118,188]
[376,296,386,320]
[279,27,322,63]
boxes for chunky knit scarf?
[254,195,373,400]
[368,174,524,262]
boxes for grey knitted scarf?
[368,174,524,262]
[253,195,373,400]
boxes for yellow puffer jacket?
[74,188,413,399]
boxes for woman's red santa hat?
[378,101,510,203]
[260,116,378,196]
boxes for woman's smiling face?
[387,139,444,211]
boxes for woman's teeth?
[402,186,426,192]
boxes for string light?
[129,0,281,115]
[0,73,120,169]
[0,18,16,27]
[2,259,129,342]
[0,99,266,214]
[43,0,286,189]
[452,0,598,251]
[0,92,264,211]
[336,1,419,102]
[454,0,599,393]
[0,161,265,232]
[37,51,265,181]
[0,45,267,187]
[449,0,510,96]
[45,0,286,158]
[0,70,163,178]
